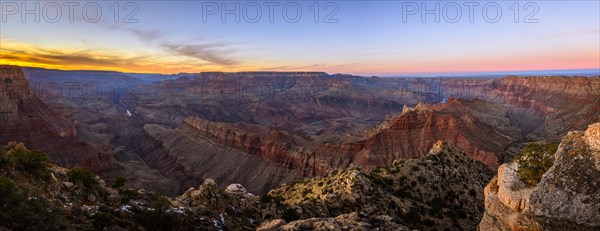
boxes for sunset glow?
[1,1,599,75]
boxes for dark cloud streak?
[128,28,164,42]
[159,42,240,66]
[106,24,241,66]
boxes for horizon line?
[3,64,599,78]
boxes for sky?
[1,0,599,76]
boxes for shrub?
[282,208,300,222]
[260,194,284,204]
[92,212,115,229]
[0,177,21,206]
[404,206,421,224]
[429,197,444,211]
[423,218,436,227]
[0,177,65,230]
[469,188,477,197]
[394,188,411,198]
[121,189,140,202]
[135,197,182,231]
[259,194,273,203]
[68,168,98,190]
[515,143,558,186]
[6,144,49,178]
[112,176,126,189]
[150,196,171,210]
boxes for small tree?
[515,143,558,186]
[112,176,126,189]
[0,177,22,207]
[68,167,98,190]
[6,144,49,178]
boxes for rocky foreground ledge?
[2,140,493,230]
[479,123,600,230]
[5,123,598,230]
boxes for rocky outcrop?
[266,141,492,230]
[352,98,522,169]
[479,123,600,230]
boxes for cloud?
[128,28,165,42]
[160,42,240,66]
[256,63,359,74]
[104,24,241,66]
[2,48,126,67]
[0,42,212,73]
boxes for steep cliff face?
[479,123,600,230]
[352,98,522,169]
[488,77,600,139]
[0,65,113,172]
[179,117,338,178]
[128,122,302,195]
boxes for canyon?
[2,65,599,196]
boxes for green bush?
[515,143,558,186]
[92,212,115,229]
[135,197,182,231]
[4,144,49,178]
[0,177,21,206]
[260,194,284,204]
[112,176,126,189]
[68,167,98,190]
[0,177,65,230]
[121,189,140,203]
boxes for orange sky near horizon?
[1,40,598,75]
[1,1,599,76]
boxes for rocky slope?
[264,141,492,230]
[479,123,600,230]
[0,65,113,172]
[487,76,600,139]
[129,122,302,195]
[2,140,492,230]
[0,142,264,230]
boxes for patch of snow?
[118,204,132,212]
[167,206,186,214]
[212,214,225,231]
